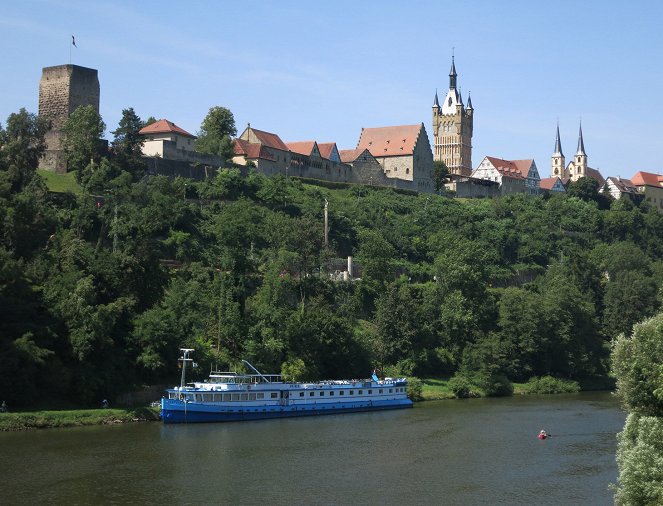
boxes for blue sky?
[2,0,662,180]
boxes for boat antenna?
[179,348,194,389]
[242,359,271,383]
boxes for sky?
[2,0,663,180]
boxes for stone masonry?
[38,64,100,172]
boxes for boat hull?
[161,398,413,424]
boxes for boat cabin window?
[349,390,354,395]
[389,389,393,393]
[270,392,278,399]
[368,390,372,394]
[379,389,383,394]
[329,391,334,396]
[223,394,231,401]
[309,392,315,397]
[257,393,265,400]
[340,391,344,395]
[358,390,363,395]
[320,391,324,396]
[213,394,222,402]
[299,392,304,397]
[232,394,240,401]
[195,394,203,402]
[241,393,248,401]
[249,393,257,400]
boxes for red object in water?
[538,433,547,440]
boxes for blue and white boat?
[160,349,413,423]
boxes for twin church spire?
[551,121,588,180]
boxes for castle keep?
[38,64,100,172]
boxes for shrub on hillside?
[448,374,477,399]
[478,373,514,397]
[407,377,423,401]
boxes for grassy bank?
[0,406,160,431]
[38,169,82,194]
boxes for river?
[1,392,624,505]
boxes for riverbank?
[0,407,161,431]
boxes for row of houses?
[138,118,663,212]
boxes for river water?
[1,392,624,505]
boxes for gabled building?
[472,156,540,195]
[539,176,566,193]
[140,119,197,157]
[631,171,663,212]
[232,125,290,175]
[340,148,390,186]
[603,176,641,202]
[355,123,434,191]
[318,142,341,164]
[286,140,351,181]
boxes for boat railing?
[208,372,283,384]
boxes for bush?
[407,377,423,401]
[479,373,514,397]
[448,374,476,399]
[526,376,580,394]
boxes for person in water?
[539,429,548,439]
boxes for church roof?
[466,92,473,110]
[433,90,440,108]
[576,122,586,155]
[356,124,423,158]
[585,167,605,187]
[631,171,663,187]
[554,124,563,155]
[139,119,196,138]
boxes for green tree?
[195,106,237,161]
[432,160,449,193]
[566,177,612,209]
[612,312,663,504]
[0,108,49,192]
[111,107,145,180]
[60,105,106,181]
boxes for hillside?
[2,167,663,406]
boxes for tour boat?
[160,349,413,423]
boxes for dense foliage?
[1,106,662,408]
[612,313,663,504]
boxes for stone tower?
[571,122,587,180]
[551,123,565,177]
[432,56,474,176]
[38,64,100,172]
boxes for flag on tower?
[72,35,77,48]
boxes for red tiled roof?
[539,177,562,190]
[484,157,533,180]
[286,141,318,157]
[233,139,276,161]
[356,124,422,157]
[631,171,663,187]
[339,148,362,163]
[139,119,195,138]
[317,142,337,160]
[249,128,289,152]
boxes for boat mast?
[180,348,194,389]
[242,360,271,383]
